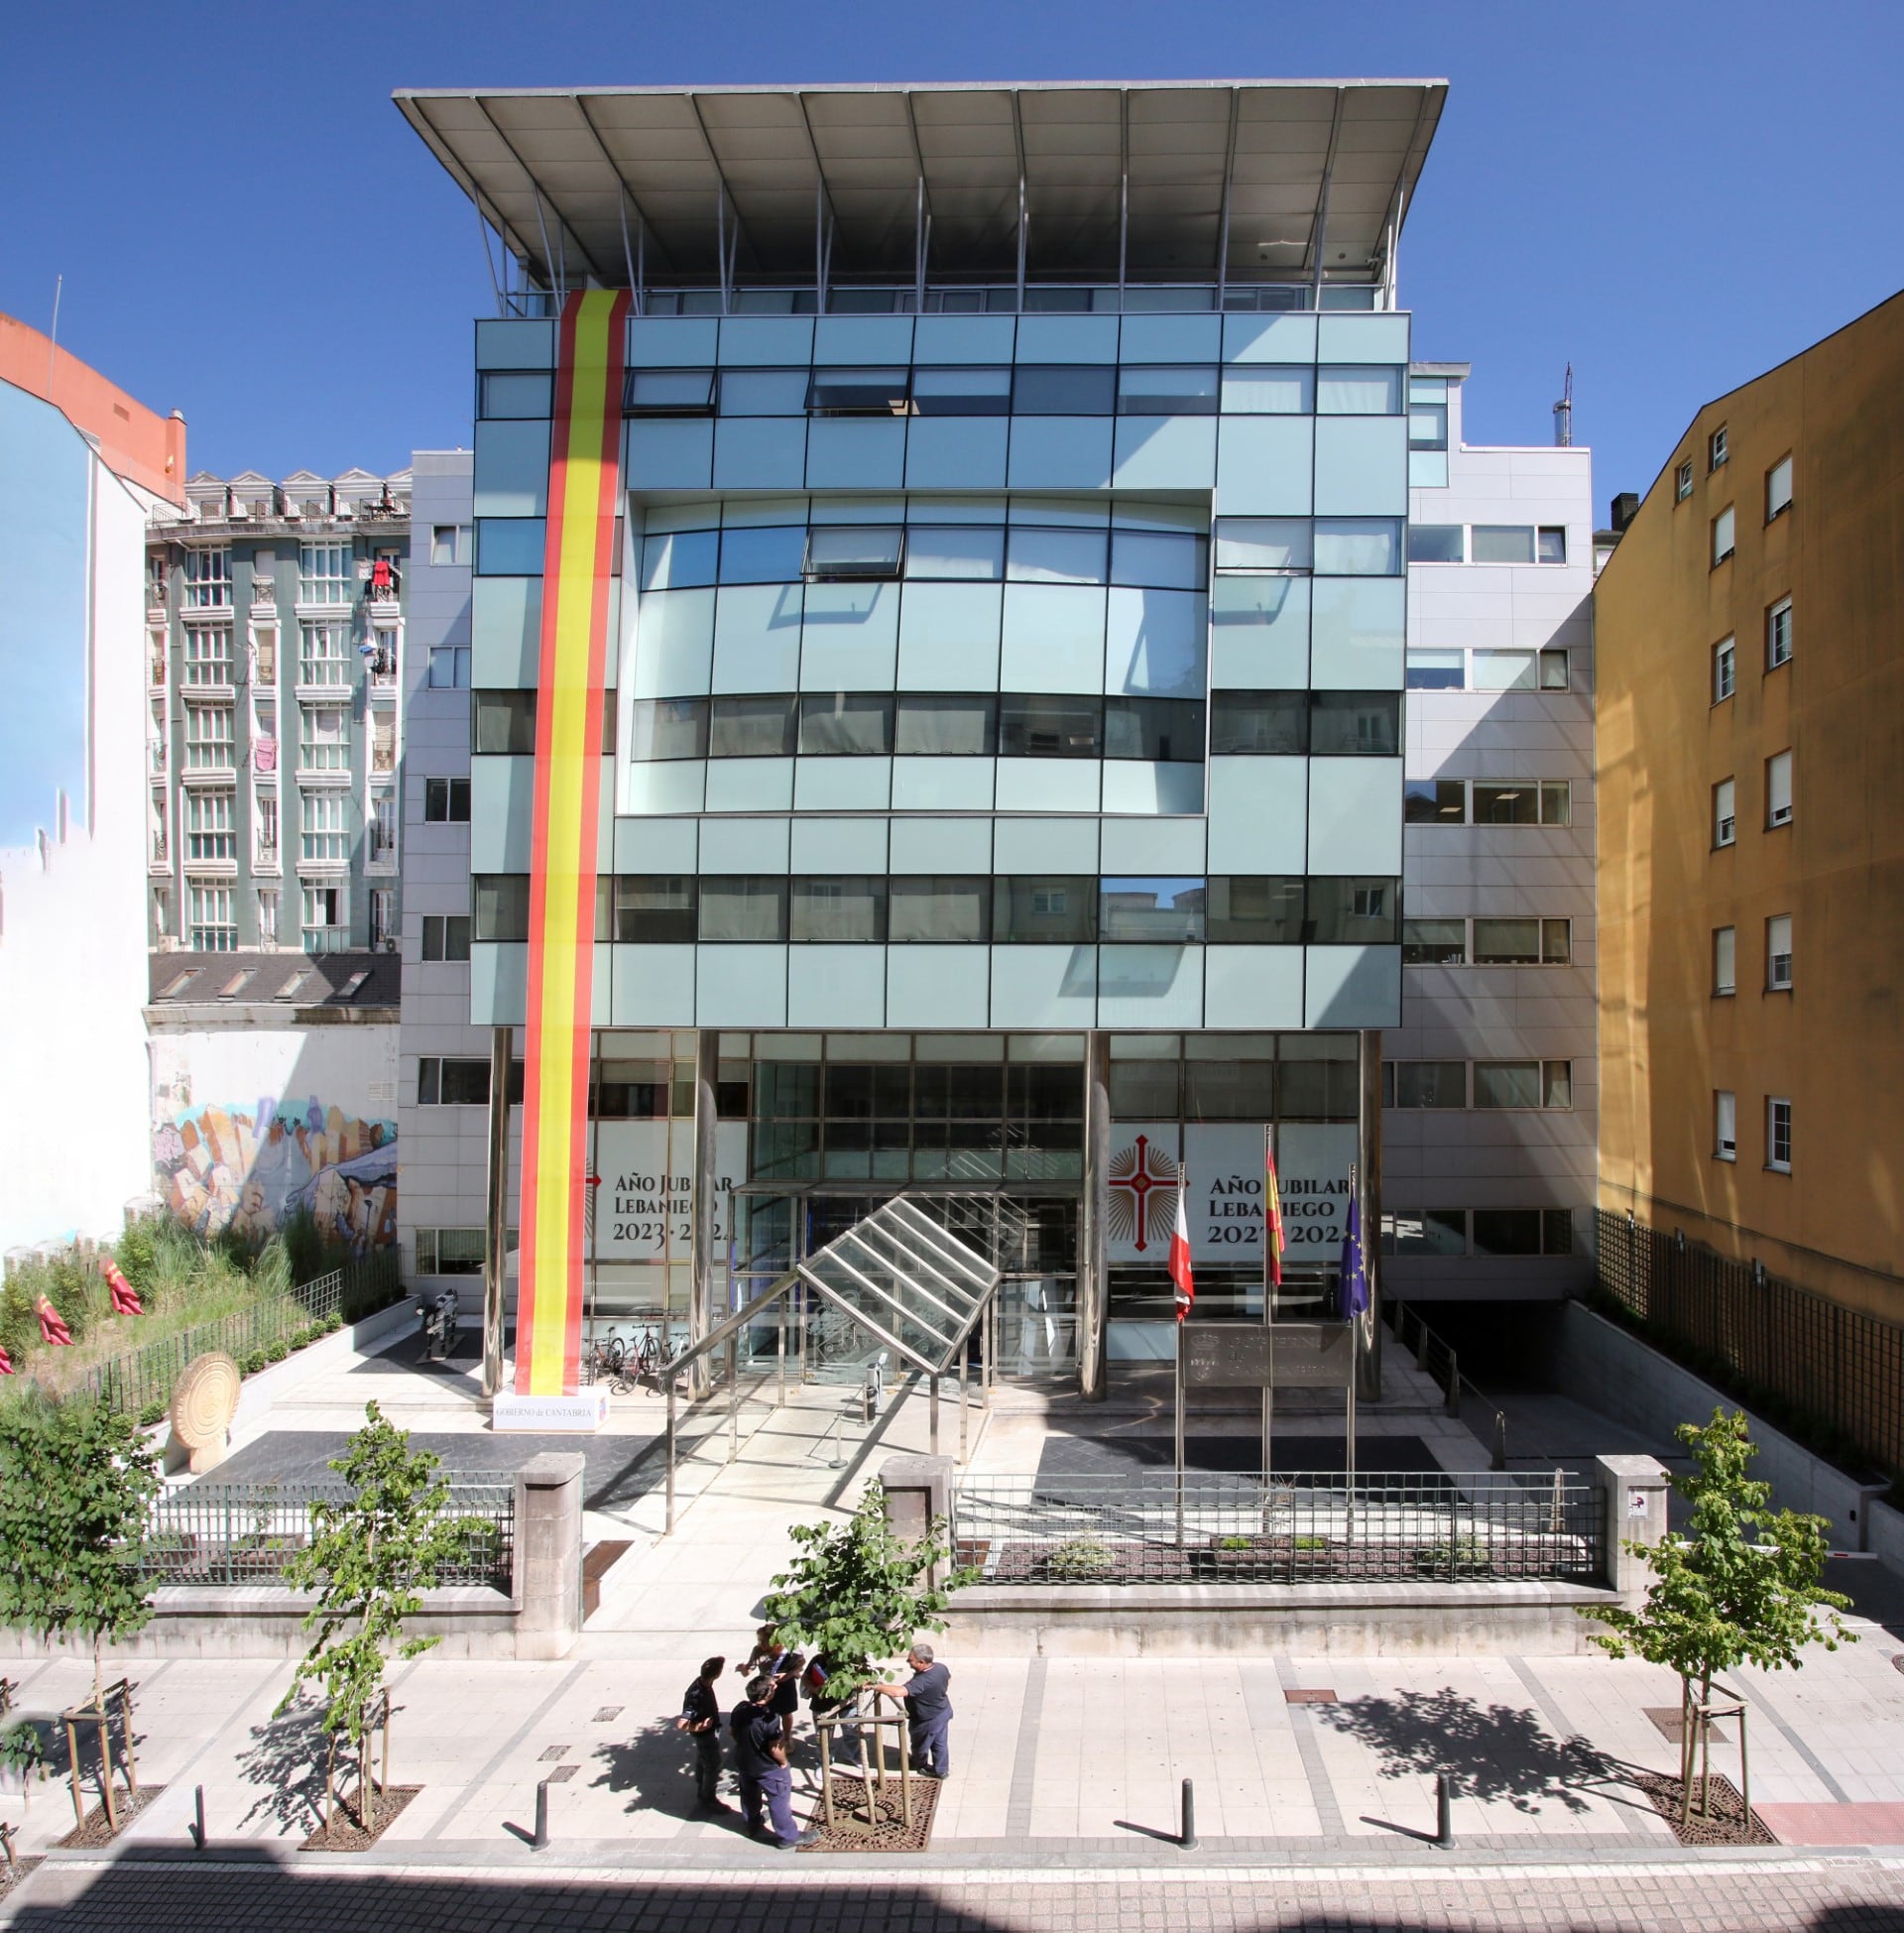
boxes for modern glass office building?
[394,80,1446,1390]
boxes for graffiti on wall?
[153,1097,398,1256]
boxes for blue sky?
[4,0,1900,514]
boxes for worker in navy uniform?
[875,1641,954,1778]
[675,1654,730,1812]
[730,1674,818,1849]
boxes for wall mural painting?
[152,1098,399,1255]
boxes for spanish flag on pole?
[1263,1139,1286,1288]
[1170,1166,1196,1322]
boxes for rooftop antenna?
[1553,363,1574,447]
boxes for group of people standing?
[675,1625,954,1850]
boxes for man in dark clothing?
[675,1655,730,1812]
[875,1641,953,1778]
[729,1674,818,1849]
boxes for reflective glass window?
[797,692,893,756]
[624,368,717,414]
[1012,366,1117,415]
[481,371,553,419]
[911,367,1012,415]
[641,529,718,590]
[998,693,1102,759]
[1219,366,1313,414]
[1116,366,1219,415]
[790,876,888,943]
[888,877,991,943]
[1471,525,1537,564]
[1006,527,1108,585]
[1404,780,1466,823]
[1100,877,1206,942]
[709,693,798,759]
[993,876,1097,943]
[1392,1061,1465,1109]
[1309,691,1400,756]
[1205,876,1304,943]
[803,526,904,580]
[902,526,1006,580]
[1209,691,1306,756]
[615,875,697,943]
[1402,918,1466,965]
[472,874,531,942]
[1406,525,1464,563]
[1215,518,1311,572]
[699,876,789,941]
[1312,518,1402,574]
[1405,650,1465,690]
[627,697,708,762]
[893,692,998,756]
[1316,366,1402,414]
[1110,530,1208,589]
[716,369,809,415]
[1103,697,1205,762]
[806,367,909,414]
[1305,877,1398,943]
[719,526,808,584]
[472,689,536,755]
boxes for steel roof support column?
[1078,1029,1110,1400]
[717,183,730,315]
[688,1029,719,1399]
[1014,173,1027,312]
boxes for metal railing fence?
[81,1253,400,1421]
[143,1478,513,1589]
[950,1470,1605,1586]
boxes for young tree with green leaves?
[762,1480,974,1702]
[0,1396,161,1704]
[277,1401,486,1830]
[1584,1405,1853,1825]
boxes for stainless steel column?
[688,1029,719,1400]
[481,1025,512,1398]
[1077,1029,1111,1401]
[1357,1027,1383,1401]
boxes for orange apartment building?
[1595,290,1904,1471]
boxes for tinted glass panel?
[473,690,536,755]
[1103,697,1204,762]
[641,529,719,590]
[1305,876,1398,943]
[1473,1208,1542,1256]
[1110,530,1208,589]
[1312,519,1402,574]
[893,692,998,756]
[709,693,798,759]
[615,875,697,943]
[1473,783,1538,825]
[1006,527,1108,585]
[719,526,807,584]
[624,368,715,412]
[481,371,553,418]
[1474,1062,1541,1109]
[1405,650,1465,689]
[1206,877,1304,943]
[993,877,1097,943]
[798,692,893,756]
[911,367,1012,415]
[1471,525,1537,564]
[1402,918,1465,965]
[716,369,808,415]
[1012,366,1117,415]
[803,526,903,579]
[1219,366,1313,414]
[1473,917,1540,964]
[1406,525,1464,563]
[1215,518,1311,571]
[1210,691,1306,755]
[888,876,991,942]
[472,874,531,942]
[999,693,1102,758]
[790,876,888,943]
[902,526,1006,580]
[627,697,708,761]
[1316,366,1402,414]
[1116,366,1219,415]
[699,876,789,941]
[806,367,909,413]
[1394,1062,1465,1108]
[1101,877,1206,942]
[1405,780,1465,823]
[1309,691,1400,756]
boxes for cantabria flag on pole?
[1170,1167,1196,1322]
[1263,1140,1286,1287]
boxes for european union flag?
[1339,1190,1369,1322]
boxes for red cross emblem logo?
[1107,1133,1179,1253]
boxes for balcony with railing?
[302,924,350,954]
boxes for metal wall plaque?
[1269,1320,1356,1388]
[1181,1325,1274,1388]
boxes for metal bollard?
[190,1784,206,1851]
[1179,1776,1197,1850]
[534,1778,550,1851]
[1435,1772,1454,1849]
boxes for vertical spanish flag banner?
[515,289,628,1399]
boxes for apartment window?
[1714,778,1736,848]
[301,882,345,950]
[1713,925,1735,996]
[1766,913,1793,991]
[298,544,353,605]
[1473,917,1571,965]
[424,778,471,822]
[1766,1098,1792,1172]
[369,789,398,863]
[253,625,278,682]
[1539,650,1569,690]
[1709,424,1728,470]
[479,371,553,419]
[1675,459,1694,502]
[1471,526,1537,564]
[1403,780,1466,824]
[1401,918,1466,966]
[428,646,471,688]
[187,882,235,951]
[182,626,232,686]
[1715,1090,1736,1161]
[1384,1061,1465,1109]
[421,912,472,961]
[1472,781,1572,827]
[416,1058,492,1107]
[1473,1061,1574,1110]
[1713,637,1735,703]
[256,888,279,946]
[367,887,394,948]
[151,884,171,939]
[370,709,396,775]
[300,789,348,863]
[182,549,231,609]
[1763,456,1795,524]
[300,705,350,772]
[299,622,351,686]
[415,1229,488,1275]
[186,788,235,861]
[183,703,234,771]
[430,524,472,567]
[1406,525,1464,564]
[1766,597,1793,668]
[1766,750,1793,826]
[149,789,169,865]
[1536,527,1568,564]
[1712,505,1734,564]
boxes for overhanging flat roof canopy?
[393,79,1445,290]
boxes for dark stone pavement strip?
[7,1854,1904,1933]
[1275,1655,1347,1836]
[1003,1657,1047,1839]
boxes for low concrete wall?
[944,1581,1624,1657]
[1555,1302,1891,1553]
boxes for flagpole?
[1261,1124,1273,1498]
[1174,1160,1188,1551]
[1345,1162,1358,1542]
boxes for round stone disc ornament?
[171,1351,242,1471]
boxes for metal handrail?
[1386,1300,1511,1468]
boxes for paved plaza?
[3,1331,1902,1928]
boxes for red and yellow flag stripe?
[516,289,629,1397]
